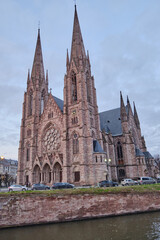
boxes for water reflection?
[1,212,160,240]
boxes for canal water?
[1,211,160,240]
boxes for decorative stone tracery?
[43,127,61,152]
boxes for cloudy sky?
[0,0,160,159]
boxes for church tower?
[17,29,48,185]
[63,6,106,185]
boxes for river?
[1,211,160,240]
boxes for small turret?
[66,49,70,72]
[127,95,133,118]
[46,70,48,89]
[120,91,127,122]
[87,50,91,68]
[133,101,140,129]
[27,69,30,86]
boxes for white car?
[8,184,28,192]
[121,179,137,186]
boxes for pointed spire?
[70,5,86,62]
[87,50,91,67]
[46,70,48,85]
[27,69,30,85]
[31,28,45,85]
[66,49,70,71]
[133,101,140,128]
[120,91,127,122]
[127,95,133,117]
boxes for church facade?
[17,6,155,186]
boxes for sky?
[0,0,160,160]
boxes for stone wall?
[0,192,160,228]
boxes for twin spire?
[29,5,87,85]
[120,92,140,128]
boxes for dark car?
[31,183,50,190]
[52,182,75,189]
[98,180,118,187]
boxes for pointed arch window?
[28,89,33,116]
[26,142,30,162]
[40,90,45,115]
[73,133,79,154]
[71,72,77,103]
[117,141,124,165]
[86,72,92,103]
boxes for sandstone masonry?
[17,5,155,187]
[0,192,160,228]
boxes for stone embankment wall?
[0,192,160,228]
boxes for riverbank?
[1,185,160,229]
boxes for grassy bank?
[1,184,160,197]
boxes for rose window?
[44,128,60,151]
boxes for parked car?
[137,177,156,185]
[8,184,28,192]
[98,180,118,187]
[52,182,75,189]
[121,179,137,186]
[31,183,50,190]
[157,177,160,183]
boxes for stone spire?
[27,69,30,85]
[31,29,45,85]
[66,49,70,71]
[87,50,91,68]
[46,69,48,86]
[127,95,133,117]
[70,5,86,63]
[120,91,127,122]
[133,102,140,129]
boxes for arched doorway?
[42,164,51,184]
[33,165,41,183]
[53,162,62,183]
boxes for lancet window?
[28,89,33,116]
[40,90,45,114]
[73,133,79,154]
[71,72,77,102]
[86,72,91,103]
[117,141,124,165]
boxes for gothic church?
[17,6,155,186]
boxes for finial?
[27,69,30,83]
[50,88,52,94]
[46,70,48,84]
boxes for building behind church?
[17,6,155,186]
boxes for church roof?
[99,108,122,136]
[52,96,124,136]
[135,148,145,157]
[143,151,153,159]
[93,140,105,153]
[53,96,64,112]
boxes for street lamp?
[104,158,112,180]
